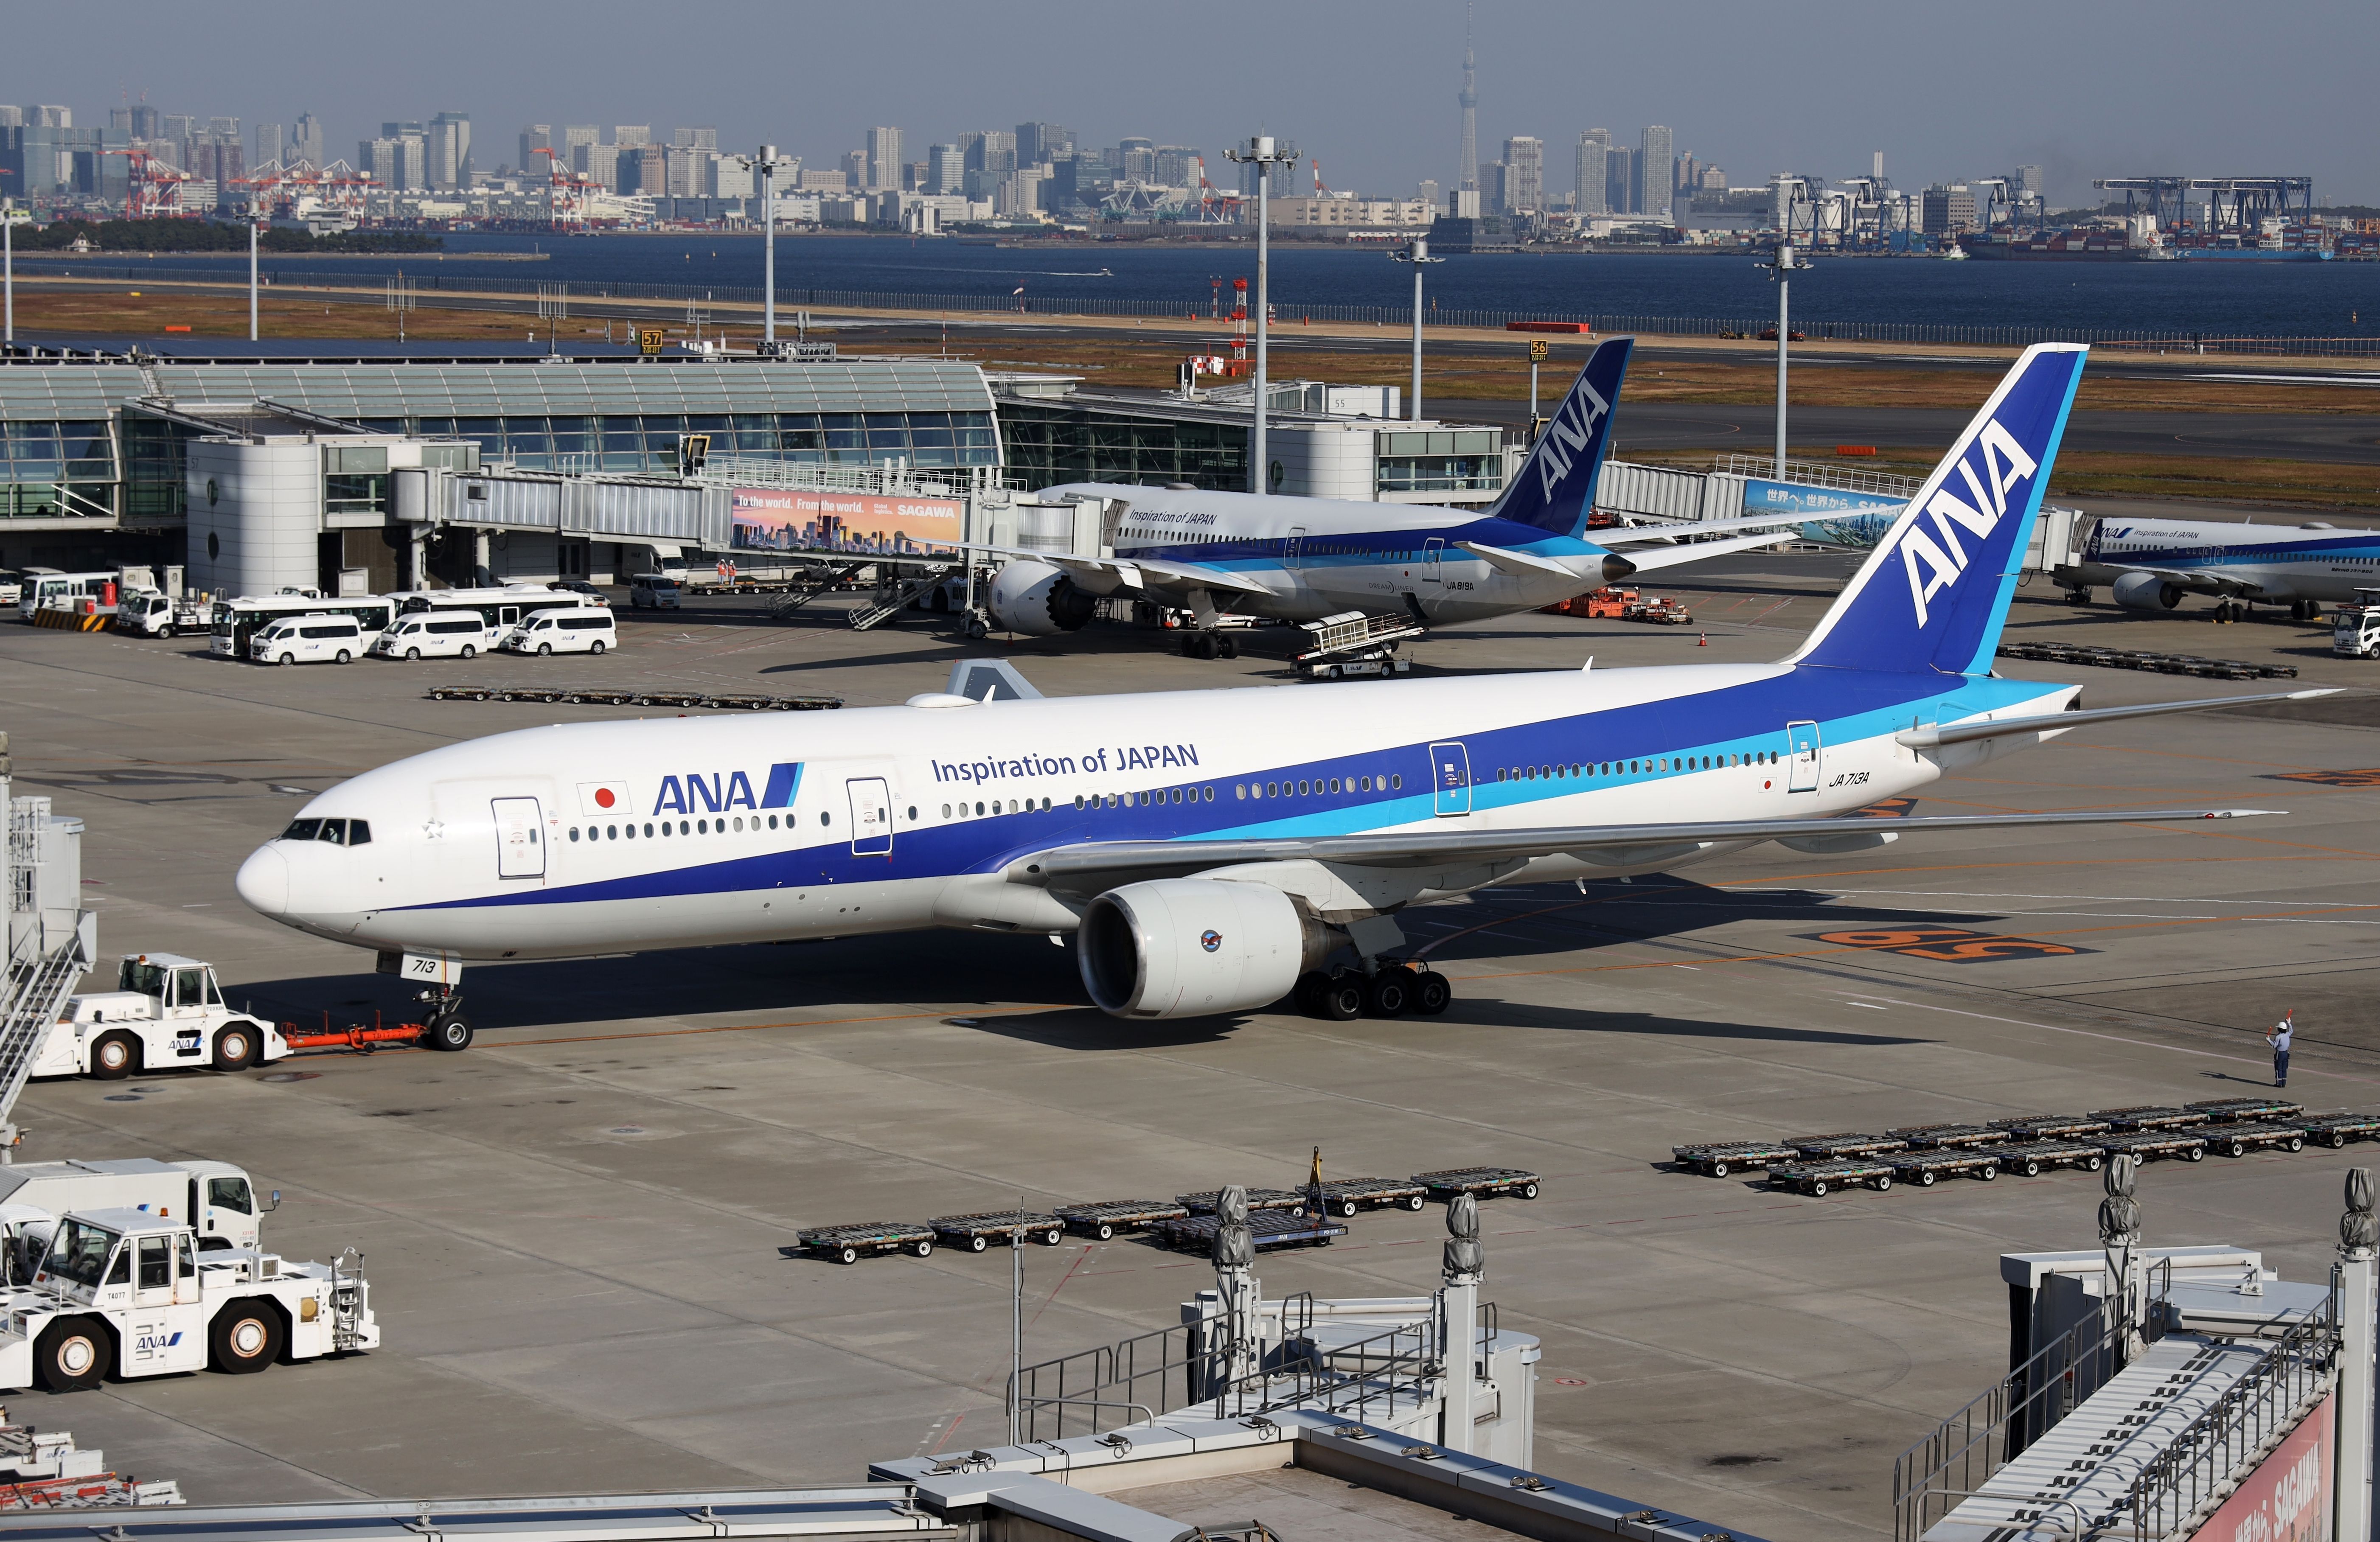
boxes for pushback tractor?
[1,1207,377,1392]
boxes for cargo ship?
[1963,215,2332,263]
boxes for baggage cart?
[1886,1149,2002,1187]
[2088,1105,2210,1132]
[1994,1141,2107,1177]
[1885,1124,2010,1149]
[1670,1140,1800,1178]
[1411,1167,1541,1202]
[1989,1114,2112,1140]
[1769,1159,1895,1196]
[2298,1111,2380,1149]
[1784,1132,1908,1160]
[1176,1188,1308,1216]
[1154,1210,1348,1254]
[927,1211,1066,1253]
[2186,1097,2304,1122]
[2198,1121,2307,1158]
[1305,1179,1429,1217]
[795,1221,936,1264]
[1054,1200,1189,1242]
[2093,1131,2207,1164]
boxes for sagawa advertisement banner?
[2199,1391,2332,1542]
[1741,477,1905,550]
[731,488,964,556]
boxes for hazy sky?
[9,1,2377,207]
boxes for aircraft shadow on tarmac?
[230,877,1970,1044]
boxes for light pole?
[733,146,797,353]
[1758,234,1812,479]
[1388,234,1441,421]
[1224,135,1297,494]
[247,210,262,342]
[2,198,20,348]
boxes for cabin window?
[1390,774,1402,790]
[569,827,580,842]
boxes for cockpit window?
[281,818,368,846]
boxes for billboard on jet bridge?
[2196,1390,2331,1542]
[731,488,964,556]
[1740,477,1904,550]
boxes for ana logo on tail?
[1900,420,2040,627]
[1536,377,1613,503]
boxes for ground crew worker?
[2267,1012,2293,1088]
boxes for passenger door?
[492,796,547,878]
[846,778,893,856]
[1283,526,1308,569]
[1427,741,1473,817]
[1422,538,1445,584]
[1786,721,1822,793]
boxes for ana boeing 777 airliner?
[237,344,2316,1034]
[987,337,1804,650]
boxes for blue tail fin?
[1490,336,1631,537]
[1786,343,2087,677]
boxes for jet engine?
[988,559,1096,636]
[1079,879,1333,1020]
[2111,572,2183,612]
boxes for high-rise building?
[1673,153,1696,196]
[964,131,1016,200]
[1456,15,1477,191]
[573,142,620,191]
[839,149,866,188]
[1575,129,1610,215]
[927,143,964,196]
[1015,122,1072,165]
[129,104,160,140]
[622,145,665,196]
[519,124,552,172]
[671,125,717,149]
[562,124,599,157]
[1502,136,1542,214]
[1478,161,1504,213]
[110,107,132,132]
[1154,147,1198,188]
[161,114,194,151]
[1922,183,1979,236]
[614,125,650,147]
[1417,179,1440,211]
[291,112,324,168]
[0,107,23,130]
[255,122,282,168]
[35,106,70,128]
[865,127,901,191]
[2015,163,2043,199]
[1117,137,1155,182]
[426,112,470,188]
[1638,125,1673,219]
[1605,146,1634,215]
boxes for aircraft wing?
[980,544,1271,597]
[1608,529,1814,576]
[1005,806,2274,893]
[1896,689,2336,749]
[2089,563,2267,598]
[1595,512,1810,545]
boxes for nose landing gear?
[414,987,474,1051]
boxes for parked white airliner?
[237,345,2310,1031]
[988,338,1802,648]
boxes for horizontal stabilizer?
[1897,688,2340,749]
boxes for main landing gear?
[1290,964,1452,1021]
[1179,631,1239,660]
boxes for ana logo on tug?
[1899,419,2039,628]
[1200,930,1222,953]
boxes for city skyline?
[3,0,2374,207]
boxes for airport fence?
[18,259,2380,357]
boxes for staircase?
[767,562,868,621]
[848,564,958,632]
[0,928,82,1132]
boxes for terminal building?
[0,353,1521,599]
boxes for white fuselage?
[235,662,2071,964]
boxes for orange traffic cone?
[1698,632,1708,647]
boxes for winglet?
[946,659,1044,701]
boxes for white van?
[629,574,681,610]
[373,612,494,660]
[250,614,365,666]
[500,606,618,656]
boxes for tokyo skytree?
[1457,5,1478,191]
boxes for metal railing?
[1011,1319,1205,1444]
[1893,1303,2127,1542]
[2122,1305,2339,1541]
[1710,452,1924,499]
[15,258,2380,356]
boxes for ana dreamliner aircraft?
[987,337,1804,650]
[236,344,2316,1032]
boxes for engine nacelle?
[2111,572,2183,612]
[1079,879,1330,1020]
[988,559,1096,636]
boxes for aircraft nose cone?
[235,846,289,917]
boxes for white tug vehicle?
[36,954,287,1079]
